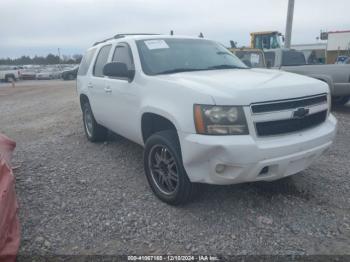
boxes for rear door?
[88,44,112,126]
[77,48,96,101]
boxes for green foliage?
[0,53,82,65]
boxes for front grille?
[255,110,327,136]
[251,94,327,113]
[251,94,329,136]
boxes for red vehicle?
[0,134,20,261]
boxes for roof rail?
[93,33,160,46]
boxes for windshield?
[136,38,248,75]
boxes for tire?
[82,101,108,142]
[144,130,198,205]
[332,96,350,106]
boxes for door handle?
[87,83,93,89]
[104,86,112,93]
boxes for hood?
[154,68,329,105]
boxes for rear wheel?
[144,130,198,205]
[332,96,350,106]
[82,102,108,142]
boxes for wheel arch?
[141,111,179,144]
[79,93,90,111]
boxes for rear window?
[264,52,275,67]
[78,49,96,76]
[235,51,265,68]
[282,50,306,66]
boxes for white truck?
[0,66,19,82]
[77,34,337,205]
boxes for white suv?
[77,34,337,205]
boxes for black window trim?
[93,44,112,78]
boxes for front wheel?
[144,130,198,205]
[82,102,108,142]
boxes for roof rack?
[93,33,160,46]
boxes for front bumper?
[179,114,337,185]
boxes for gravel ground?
[0,80,349,256]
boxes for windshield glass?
[136,38,248,75]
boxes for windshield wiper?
[156,65,248,75]
[216,51,231,55]
[156,68,206,75]
[207,64,248,70]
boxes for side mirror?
[103,62,134,80]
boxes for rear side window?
[78,49,96,76]
[282,50,306,66]
[93,45,112,77]
[112,43,135,70]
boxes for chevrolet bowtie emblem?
[293,107,310,119]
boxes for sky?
[1,0,349,58]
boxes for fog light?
[215,164,226,174]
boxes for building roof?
[328,30,350,34]
[291,43,327,50]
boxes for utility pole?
[284,0,295,49]
[57,48,61,69]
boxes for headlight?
[194,105,248,135]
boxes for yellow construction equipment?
[250,31,284,49]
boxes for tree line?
[0,54,83,65]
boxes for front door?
[104,43,140,142]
